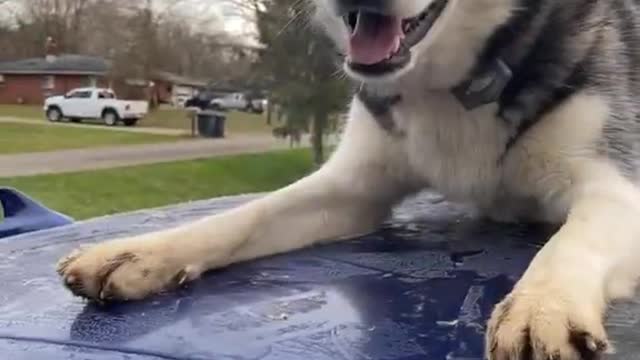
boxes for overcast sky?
[217,1,251,34]
[177,0,254,37]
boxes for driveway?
[0,135,302,177]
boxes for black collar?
[451,57,513,111]
[356,57,514,118]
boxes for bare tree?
[16,0,90,53]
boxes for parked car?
[43,87,149,126]
[210,92,265,114]
[252,98,268,113]
[184,92,214,110]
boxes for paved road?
[0,135,301,177]
[0,116,189,136]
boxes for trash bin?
[213,114,226,138]
[197,111,226,138]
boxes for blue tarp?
[0,193,637,359]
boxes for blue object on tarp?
[0,187,73,238]
[0,193,638,359]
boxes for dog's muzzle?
[337,0,449,77]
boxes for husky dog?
[57,0,640,358]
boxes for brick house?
[0,38,208,106]
[112,72,208,108]
[0,54,109,105]
[152,71,208,107]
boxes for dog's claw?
[569,330,609,360]
[178,271,189,286]
[65,275,77,286]
[585,337,600,352]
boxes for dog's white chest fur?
[394,92,510,208]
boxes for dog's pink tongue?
[348,14,402,65]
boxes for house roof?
[0,54,109,75]
[154,71,207,88]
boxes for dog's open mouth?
[343,0,449,76]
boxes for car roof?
[70,87,112,92]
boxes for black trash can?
[213,114,226,138]
[197,111,226,138]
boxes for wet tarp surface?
[2,193,639,359]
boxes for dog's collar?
[357,86,404,135]
[451,57,513,110]
[356,57,513,116]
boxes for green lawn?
[139,108,276,134]
[0,122,180,154]
[0,104,42,119]
[0,150,313,220]
[0,104,275,135]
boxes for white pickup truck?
[44,87,149,126]
[210,92,266,114]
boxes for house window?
[42,75,55,90]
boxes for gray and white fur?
[56,1,640,359]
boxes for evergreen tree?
[255,0,349,165]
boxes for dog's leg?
[57,102,414,302]
[486,160,640,359]
[486,95,640,359]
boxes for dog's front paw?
[57,236,202,302]
[486,288,609,360]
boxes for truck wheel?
[123,118,138,127]
[46,107,63,122]
[102,110,119,126]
